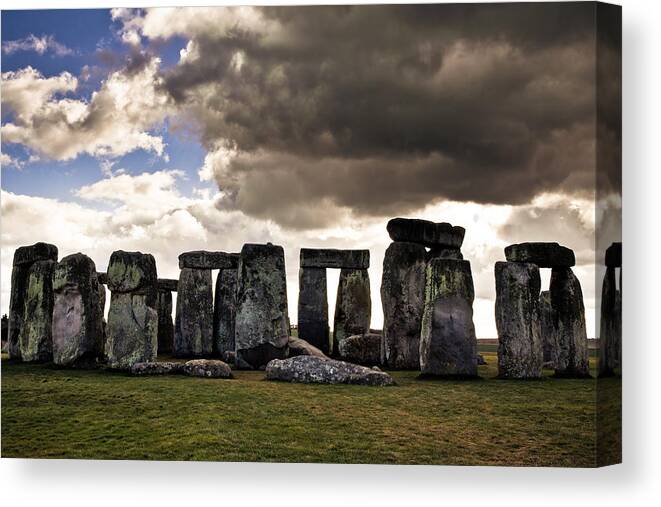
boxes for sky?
[0,4,621,337]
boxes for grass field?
[1,350,620,466]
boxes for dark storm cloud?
[143,3,617,228]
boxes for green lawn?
[1,351,620,466]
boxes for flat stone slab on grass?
[178,251,239,270]
[386,218,465,248]
[300,248,370,269]
[504,242,575,268]
[12,242,58,267]
[265,356,394,386]
[130,361,185,375]
[183,359,233,378]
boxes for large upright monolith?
[8,242,58,361]
[235,243,290,369]
[174,268,213,357]
[106,251,158,369]
[494,261,543,379]
[156,279,176,355]
[599,242,622,377]
[52,253,105,366]
[213,268,238,357]
[549,267,590,378]
[333,268,371,354]
[19,259,57,362]
[419,258,477,378]
[297,267,330,354]
[380,241,427,369]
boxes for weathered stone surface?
[8,265,29,360]
[427,247,463,260]
[300,248,370,269]
[387,218,465,248]
[174,268,213,357]
[549,267,590,378]
[183,359,233,378]
[495,261,543,379]
[333,268,371,353]
[52,254,105,367]
[213,268,238,358]
[106,292,158,369]
[420,259,478,378]
[157,278,178,292]
[97,272,108,285]
[539,291,557,365]
[381,241,426,369]
[130,361,184,375]
[235,243,290,369]
[157,290,174,354]
[266,356,394,386]
[599,267,621,376]
[19,260,56,362]
[297,267,330,354]
[223,350,236,365]
[338,333,384,366]
[288,336,328,359]
[106,250,157,293]
[504,242,575,268]
[178,251,239,270]
[1,315,8,349]
[605,242,622,268]
[12,242,58,267]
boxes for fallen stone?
[387,218,465,248]
[19,259,56,362]
[130,361,185,375]
[419,259,478,378]
[174,268,214,357]
[300,248,370,269]
[157,290,174,354]
[550,267,590,378]
[495,261,543,379]
[381,241,426,369]
[605,242,622,268]
[178,251,239,270]
[183,359,233,378]
[539,291,557,365]
[12,242,58,267]
[106,250,157,293]
[106,291,158,369]
[235,243,290,369]
[213,268,238,358]
[157,278,178,292]
[265,356,394,386]
[52,254,105,367]
[338,333,384,366]
[288,336,328,359]
[297,267,330,354]
[504,242,575,268]
[333,268,371,353]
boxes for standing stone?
[381,241,427,369]
[333,268,371,354]
[213,268,238,357]
[106,251,158,369]
[419,259,478,378]
[174,268,213,357]
[539,291,557,366]
[1,315,8,350]
[298,267,330,354]
[235,243,290,369]
[8,242,58,360]
[549,267,590,378]
[157,290,174,354]
[599,266,620,376]
[494,261,543,379]
[52,253,105,367]
[19,260,56,362]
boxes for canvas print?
[0,2,621,466]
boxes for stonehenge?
[496,242,589,378]
[599,242,622,377]
[297,248,370,355]
[266,356,394,386]
[235,243,290,369]
[156,279,177,354]
[213,266,239,358]
[52,253,105,366]
[338,333,384,366]
[105,250,159,369]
